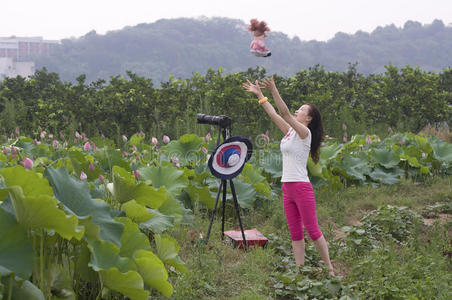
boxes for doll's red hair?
[248,19,270,37]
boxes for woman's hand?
[242,79,264,98]
[260,77,277,93]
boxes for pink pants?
[282,182,322,241]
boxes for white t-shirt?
[280,127,311,182]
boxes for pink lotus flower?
[365,136,372,144]
[89,162,95,171]
[80,171,87,181]
[83,142,91,151]
[204,132,211,142]
[152,137,158,145]
[172,156,180,168]
[75,131,82,139]
[33,139,41,145]
[163,135,170,144]
[40,131,46,138]
[99,174,105,183]
[343,133,347,143]
[122,135,128,142]
[23,157,33,170]
[201,146,208,154]
[52,140,59,148]
[133,170,140,179]
[131,145,137,152]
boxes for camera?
[197,113,232,128]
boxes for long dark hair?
[306,103,324,164]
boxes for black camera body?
[197,113,232,128]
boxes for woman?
[243,77,334,276]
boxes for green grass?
[161,176,452,299]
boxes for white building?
[0,57,35,80]
[0,36,58,79]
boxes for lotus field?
[0,130,451,299]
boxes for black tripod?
[204,125,247,249]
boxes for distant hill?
[36,17,452,84]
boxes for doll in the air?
[248,18,271,57]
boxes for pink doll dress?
[250,36,271,57]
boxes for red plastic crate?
[224,228,268,249]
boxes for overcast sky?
[1,0,452,41]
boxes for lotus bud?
[74,138,78,144]
[40,131,46,138]
[152,137,158,145]
[2,147,8,155]
[60,132,64,140]
[343,132,347,143]
[75,131,82,139]
[83,142,91,151]
[122,135,128,142]
[133,170,140,179]
[99,174,105,183]
[80,171,87,181]
[132,145,137,152]
[24,157,33,170]
[201,146,208,154]
[89,162,95,171]
[48,133,54,139]
[204,132,211,142]
[53,140,59,148]
[342,123,347,131]
[172,156,179,164]
[163,135,170,144]
[122,151,129,157]
[93,144,98,152]
[11,146,18,154]
[365,136,372,144]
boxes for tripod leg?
[221,179,227,240]
[229,180,247,249]
[205,180,223,244]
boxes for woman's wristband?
[258,97,268,104]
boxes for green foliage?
[1,64,452,143]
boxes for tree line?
[35,18,452,84]
[1,65,451,143]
